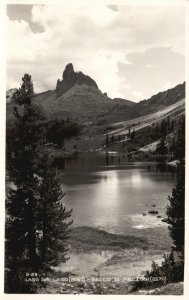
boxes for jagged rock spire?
[56,63,98,95]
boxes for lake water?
[57,152,176,235]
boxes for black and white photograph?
[2,0,187,296]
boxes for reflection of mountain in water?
[53,152,176,176]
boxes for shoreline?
[49,147,177,167]
[39,226,183,295]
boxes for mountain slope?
[134,82,185,116]
[33,84,116,120]
[7,63,135,122]
[6,64,185,125]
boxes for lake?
[57,152,176,235]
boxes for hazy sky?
[6,3,185,102]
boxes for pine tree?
[166,159,185,257]
[6,75,44,262]
[6,74,45,292]
[171,120,174,132]
[14,74,34,105]
[160,119,167,140]
[167,116,170,128]
[37,162,73,269]
[166,116,185,258]
[128,127,131,137]
[131,129,135,139]
[174,117,185,159]
[156,137,167,156]
[111,135,114,144]
[5,74,72,292]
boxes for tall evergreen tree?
[166,159,185,257]
[156,137,167,156]
[14,74,34,105]
[5,74,72,293]
[166,116,185,258]
[6,74,45,292]
[160,119,167,140]
[37,162,73,269]
[174,117,185,159]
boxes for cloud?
[118,47,185,101]
[7,4,45,33]
[6,3,185,101]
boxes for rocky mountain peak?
[56,63,98,95]
[62,63,76,83]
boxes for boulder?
[148,210,158,215]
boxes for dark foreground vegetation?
[131,120,185,292]
[5,74,73,293]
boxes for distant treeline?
[6,117,81,155]
[104,114,185,161]
[46,118,81,148]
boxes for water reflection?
[57,152,176,234]
[53,152,176,175]
[130,172,142,187]
[105,151,109,166]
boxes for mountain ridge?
[6,64,185,125]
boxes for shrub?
[132,251,184,291]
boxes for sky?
[6,2,185,102]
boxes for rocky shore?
[38,226,182,295]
